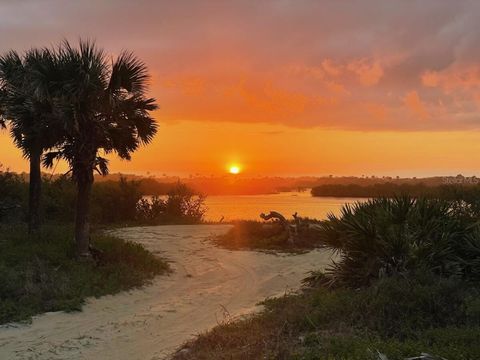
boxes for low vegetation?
[0,171,206,226]
[315,196,480,287]
[0,169,201,322]
[174,273,479,360]
[0,224,170,324]
[311,182,432,197]
[212,220,323,253]
[137,183,206,225]
[175,197,480,359]
[311,182,480,205]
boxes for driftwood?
[260,211,323,245]
[260,211,296,244]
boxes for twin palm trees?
[0,40,158,257]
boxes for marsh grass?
[0,224,170,324]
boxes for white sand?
[0,225,334,360]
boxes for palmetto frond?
[316,196,476,288]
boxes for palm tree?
[0,48,60,233]
[44,40,158,257]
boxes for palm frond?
[42,151,63,168]
[94,156,109,175]
[109,51,150,94]
[5,39,160,183]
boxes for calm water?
[203,191,364,222]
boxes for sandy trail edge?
[0,224,333,360]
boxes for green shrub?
[0,174,199,226]
[91,177,143,223]
[136,182,206,224]
[316,196,480,287]
[0,169,27,222]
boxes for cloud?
[404,91,429,119]
[321,59,342,77]
[347,59,384,86]
[1,0,480,131]
[421,65,480,93]
[421,71,440,87]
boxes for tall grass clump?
[314,196,480,287]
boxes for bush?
[0,172,181,224]
[42,176,145,224]
[0,168,27,222]
[304,274,479,337]
[136,182,206,224]
[137,195,166,222]
[42,175,76,221]
[91,178,143,223]
[316,196,480,287]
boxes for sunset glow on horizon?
[2,1,480,177]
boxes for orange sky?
[1,1,480,177]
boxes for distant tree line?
[311,182,480,201]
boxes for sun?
[229,165,241,174]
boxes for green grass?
[212,220,323,253]
[0,224,170,324]
[173,274,480,360]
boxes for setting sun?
[229,165,241,174]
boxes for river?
[203,191,364,222]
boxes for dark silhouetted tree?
[0,48,60,233]
[44,40,158,257]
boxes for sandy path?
[0,225,333,360]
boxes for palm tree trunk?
[75,175,93,257]
[28,150,42,234]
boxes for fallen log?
[260,211,324,245]
[260,211,295,244]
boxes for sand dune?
[0,225,333,360]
